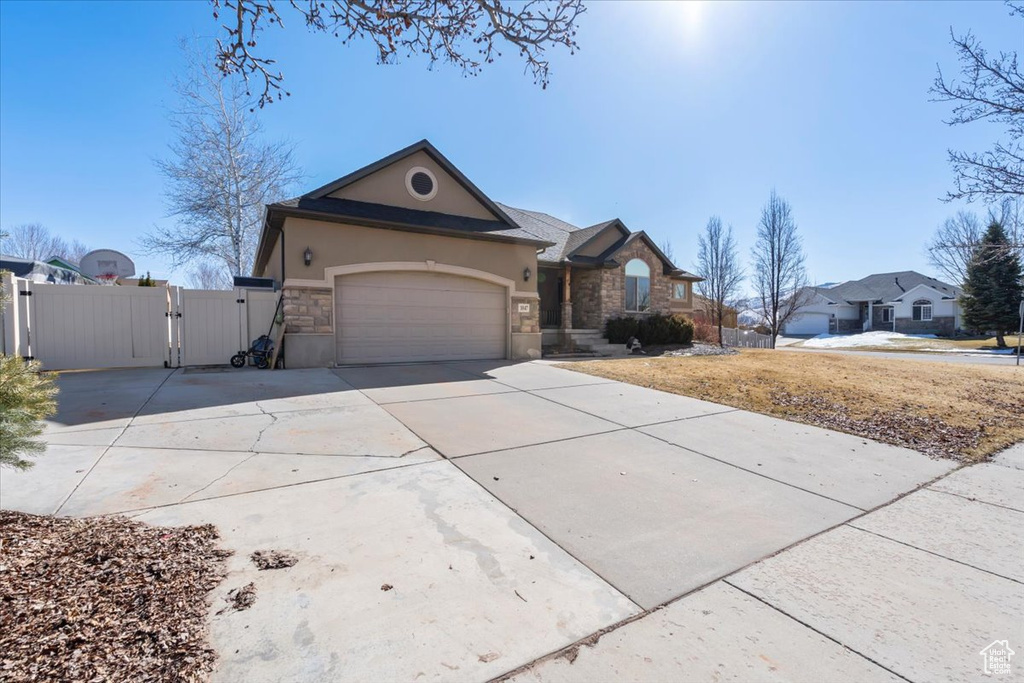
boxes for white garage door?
[335,271,507,364]
[785,313,830,335]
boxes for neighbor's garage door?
[785,313,830,335]
[335,271,506,364]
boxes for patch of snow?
[802,331,938,348]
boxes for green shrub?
[605,317,639,344]
[605,313,694,346]
[0,355,58,469]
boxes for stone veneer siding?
[511,296,539,334]
[571,239,675,330]
[895,316,955,336]
[283,287,333,333]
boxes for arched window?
[625,259,650,312]
[912,299,932,322]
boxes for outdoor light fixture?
[303,247,313,267]
[523,267,532,282]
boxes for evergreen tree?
[960,221,1024,347]
[0,270,58,469]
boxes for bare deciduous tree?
[144,43,300,278]
[3,223,68,261]
[751,191,809,348]
[931,5,1024,203]
[927,210,983,285]
[695,216,744,347]
[658,238,675,263]
[188,261,234,290]
[210,0,585,107]
[66,240,92,264]
[927,200,1024,285]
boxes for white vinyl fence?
[1,272,281,370]
[720,327,773,349]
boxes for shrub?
[605,313,694,346]
[692,318,720,345]
[605,316,639,344]
[0,356,58,469]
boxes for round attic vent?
[405,166,437,201]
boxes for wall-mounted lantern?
[303,247,313,267]
[523,267,532,282]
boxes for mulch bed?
[0,511,231,682]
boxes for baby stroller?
[231,334,275,369]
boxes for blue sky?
[1,1,1019,286]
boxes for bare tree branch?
[188,261,234,289]
[2,224,73,262]
[209,0,585,107]
[927,199,1024,284]
[144,41,301,278]
[931,8,1024,202]
[750,191,809,347]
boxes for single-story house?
[252,140,701,367]
[0,256,97,285]
[784,270,962,336]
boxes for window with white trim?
[625,259,651,312]
[672,282,688,299]
[880,307,893,323]
[912,299,932,321]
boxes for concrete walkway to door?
[2,361,1020,682]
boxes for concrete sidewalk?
[1,361,1017,682]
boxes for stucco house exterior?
[784,271,962,336]
[252,140,700,367]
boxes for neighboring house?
[252,139,701,367]
[785,270,962,336]
[0,255,97,285]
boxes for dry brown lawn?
[561,350,1024,462]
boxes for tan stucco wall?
[327,150,498,221]
[281,217,538,293]
[264,233,283,283]
[574,227,624,258]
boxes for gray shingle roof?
[820,271,961,303]
[495,203,584,263]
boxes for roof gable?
[306,140,515,225]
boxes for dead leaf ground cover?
[561,350,1024,461]
[0,511,231,682]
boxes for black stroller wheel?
[256,356,270,369]
[230,353,246,368]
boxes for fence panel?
[245,289,281,343]
[180,289,247,366]
[720,327,773,349]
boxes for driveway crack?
[249,401,279,453]
[179,452,258,503]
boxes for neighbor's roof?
[816,271,961,304]
[0,256,98,285]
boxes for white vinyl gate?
[1,273,281,370]
[178,289,279,366]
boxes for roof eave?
[266,204,554,249]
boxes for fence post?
[168,286,182,368]
[1,272,16,356]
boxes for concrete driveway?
[2,361,1020,682]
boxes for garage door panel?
[336,271,507,364]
